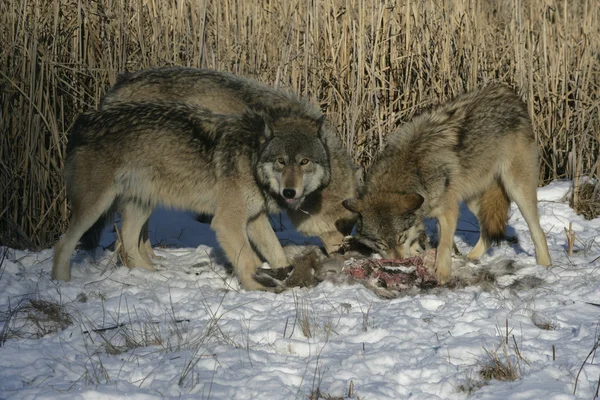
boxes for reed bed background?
[1,0,599,250]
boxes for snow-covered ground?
[1,180,599,399]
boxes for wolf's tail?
[478,180,510,243]
[78,204,118,251]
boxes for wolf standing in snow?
[52,102,331,290]
[99,67,360,259]
[342,84,552,283]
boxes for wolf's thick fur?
[342,84,552,283]
[53,101,331,290]
[99,67,359,255]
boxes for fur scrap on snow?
[253,243,440,298]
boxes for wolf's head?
[342,192,429,259]
[256,115,331,210]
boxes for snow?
[1,180,600,399]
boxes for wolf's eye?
[300,158,310,165]
[377,239,390,251]
[277,157,285,165]
[396,233,407,245]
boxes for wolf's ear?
[316,115,327,138]
[245,109,273,142]
[398,192,424,213]
[384,192,424,215]
[342,198,363,214]
[262,121,273,140]
[254,110,273,141]
[354,166,364,183]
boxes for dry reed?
[1,0,599,249]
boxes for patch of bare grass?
[479,321,528,383]
[573,181,600,220]
[455,372,487,396]
[287,292,338,340]
[80,291,197,356]
[0,296,72,345]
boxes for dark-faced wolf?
[52,101,332,290]
[342,84,552,283]
[99,67,360,258]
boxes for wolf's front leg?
[246,212,289,268]
[434,204,459,284]
[211,212,268,291]
[319,230,345,255]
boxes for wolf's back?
[366,83,533,212]
[65,102,267,250]
[102,67,318,119]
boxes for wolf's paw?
[253,252,323,292]
[252,265,294,292]
[51,269,71,282]
[128,260,157,271]
[241,271,287,293]
[466,249,484,261]
[435,267,451,285]
[455,252,481,266]
[253,265,294,285]
[337,236,378,257]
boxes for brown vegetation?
[1,0,599,249]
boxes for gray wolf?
[52,101,331,290]
[100,67,360,257]
[342,84,552,283]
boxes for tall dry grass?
[1,0,599,249]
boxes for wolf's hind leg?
[247,212,289,268]
[52,189,117,281]
[139,218,164,261]
[501,142,551,266]
[120,203,156,270]
[115,215,162,263]
[465,197,488,259]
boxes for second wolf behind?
[99,67,360,259]
[53,101,327,290]
[342,84,552,283]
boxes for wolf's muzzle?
[283,188,296,199]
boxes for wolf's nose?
[283,189,296,199]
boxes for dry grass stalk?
[573,321,600,396]
[297,297,314,339]
[113,223,128,268]
[565,222,576,256]
[479,340,521,382]
[479,321,528,383]
[1,0,599,249]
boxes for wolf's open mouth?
[283,195,305,208]
[285,198,304,207]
